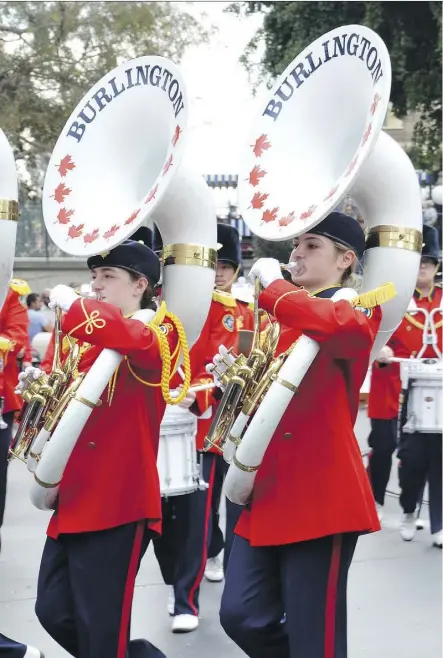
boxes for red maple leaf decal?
[145,184,159,204]
[57,155,76,177]
[84,229,100,244]
[262,207,279,223]
[250,191,269,210]
[162,154,173,176]
[323,186,338,202]
[103,225,120,240]
[361,123,372,146]
[345,156,359,177]
[370,93,381,116]
[300,205,318,221]
[252,134,271,157]
[67,224,84,239]
[248,165,267,187]
[52,183,71,204]
[279,212,296,227]
[172,125,182,147]
[124,209,140,226]
[55,207,74,225]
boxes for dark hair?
[127,270,157,310]
[26,292,40,308]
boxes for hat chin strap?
[215,264,241,293]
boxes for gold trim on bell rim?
[0,199,19,221]
[365,226,423,252]
[162,243,217,269]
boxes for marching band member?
[367,224,442,542]
[0,282,29,554]
[153,223,253,633]
[214,213,382,658]
[0,634,42,658]
[396,227,441,545]
[16,239,175,658]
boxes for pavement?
[0,410,441,658]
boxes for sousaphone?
[23,55,217,509]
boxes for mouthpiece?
[74,288,101,301]
[280,262,303,276]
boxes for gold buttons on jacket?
[87,442,96,449]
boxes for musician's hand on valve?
[248,258,283,289]
[15,366,44,394]
[49,285,80,312]
[206,345,235,391]
[377,345,394,364]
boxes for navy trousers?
[220,533,358,658]
[207,454,243,572]
[0,633,27,658]
[398,432,442,533]
[35,522,165,658]
[366,418,398,506]
[154,452,242,616]
[0,412,14,529]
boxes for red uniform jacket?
[235,280,381,546]
[40,330,56,374]
[0,288,29,413]
[368,286,442,419]
[187,291,254,451]
[45,298,178,539]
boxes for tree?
[230,1,442,170]
[0,1,208,195]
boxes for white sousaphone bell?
[28,55,217,510]
[223,25,423,505]
[0,128,19,310]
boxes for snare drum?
[401,360,443,434]
[157,405,199,496]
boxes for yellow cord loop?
[125,302,191,405]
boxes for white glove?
[49,285,80,312]
[248,258,283,289]
[377,345,394,364]
[206,345,236,391]
[177,388,197,410]
[15,366,44,394]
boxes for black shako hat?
[152,224,163,254]
[87,237,160,287]
[309,212,365,260]
[129,226,153,249]
[217,223,241,268]
[421,224,440,263]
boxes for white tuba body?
[28,56,217,510]
[223,25,423,505]
[0,129,19,309]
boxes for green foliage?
[253,236,292,261]
[229,1,442,169]
[0,1,208,194]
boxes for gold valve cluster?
[203,279,283,453]
[9,307,85,464]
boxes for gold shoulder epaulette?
[212,289,237,308]
[0,336,12,352]
[351,282,396,309]
[9,278,31,296]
